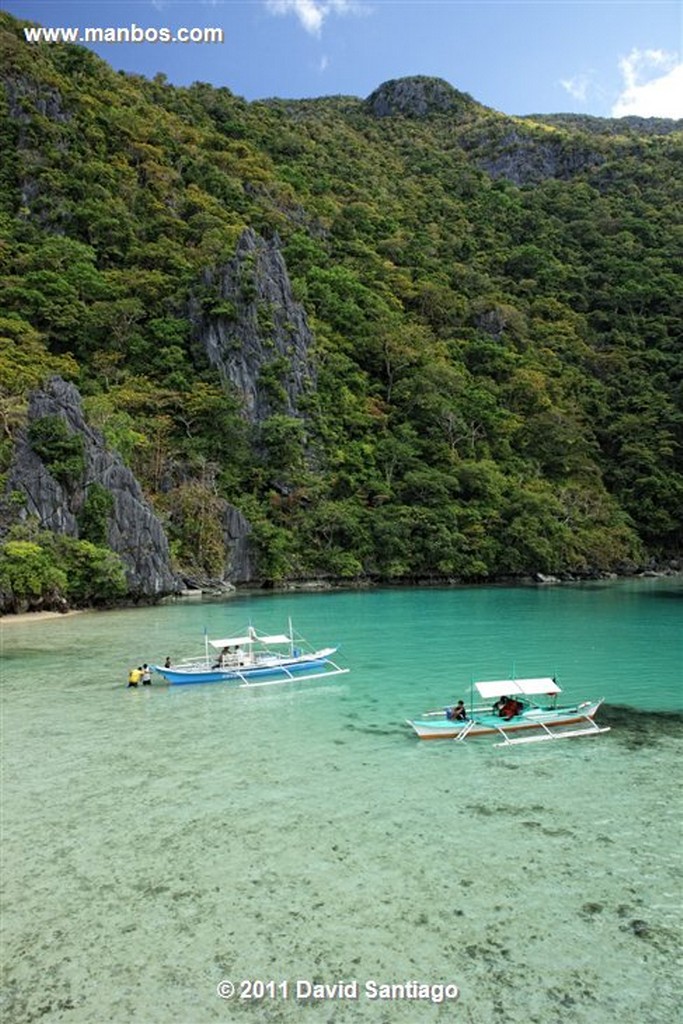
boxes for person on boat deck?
[141,664,151,686]
[501,697,522,720]
[453,700,467,720]
[164,656,172,669]
[492,696,507,714]
[212,647,229,669]
[127,666,142,688]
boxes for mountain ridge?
[1,11,681,609]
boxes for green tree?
[77,483,114,547]
[54,536,127,604]
[0,539,67,611]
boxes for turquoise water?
[1,580,681,1023]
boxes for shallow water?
[2,580,682,1023]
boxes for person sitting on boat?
[493,696,508,715]
[501,697,522,720]
[212,647,229,669]
[453,700,467,720]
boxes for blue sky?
[3,1,682,117]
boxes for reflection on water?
[2,581,681,1022]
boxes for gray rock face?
[464,126,604,185]
[365,76,479,120]
[223,504,254,582]
[5,377,183,598]
[197,228,316,424]
[4,75,71,125]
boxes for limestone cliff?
[5,377,183,598]
[460,121,605,185]
[222,504,254,583]
[196,228,316,425]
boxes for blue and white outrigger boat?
[152,622,349,687]
[407,677,610,745]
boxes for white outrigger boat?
[152,622,349,687]
[407,677,610,746]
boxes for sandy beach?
[0,610,86,626]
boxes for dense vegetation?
[1,12,681,599]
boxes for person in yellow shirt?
[127,666,142,688]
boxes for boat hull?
[407,702,602,740]
[152,651,335,686]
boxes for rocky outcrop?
[3,75,71,125]
[365,76,481,121]
[171,501,255,590]
[364,79,603,185]
[460,122,605,185]
[5,377,183,598]
[223,504,254,582]
[196,228,316,424]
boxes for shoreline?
[0,569,680,625]
[0,609,86,626]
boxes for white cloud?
[612,49,683,118]
[266,0,323,35]
[265,0,363,37]
[560,72,592,103]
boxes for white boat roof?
[475,677,561,698]
[253,633,292,645]
[209,634,254,649]
[209,631,292,649]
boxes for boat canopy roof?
[209,634,254,649]
[209,630,292,649]
[475,677,561,699]
[253,633,292,645]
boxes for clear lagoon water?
[1,579,682,1023]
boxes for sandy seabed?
[2,586,681,1023]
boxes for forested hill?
[0,11,681,606]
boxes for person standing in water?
[127,667,142,688]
